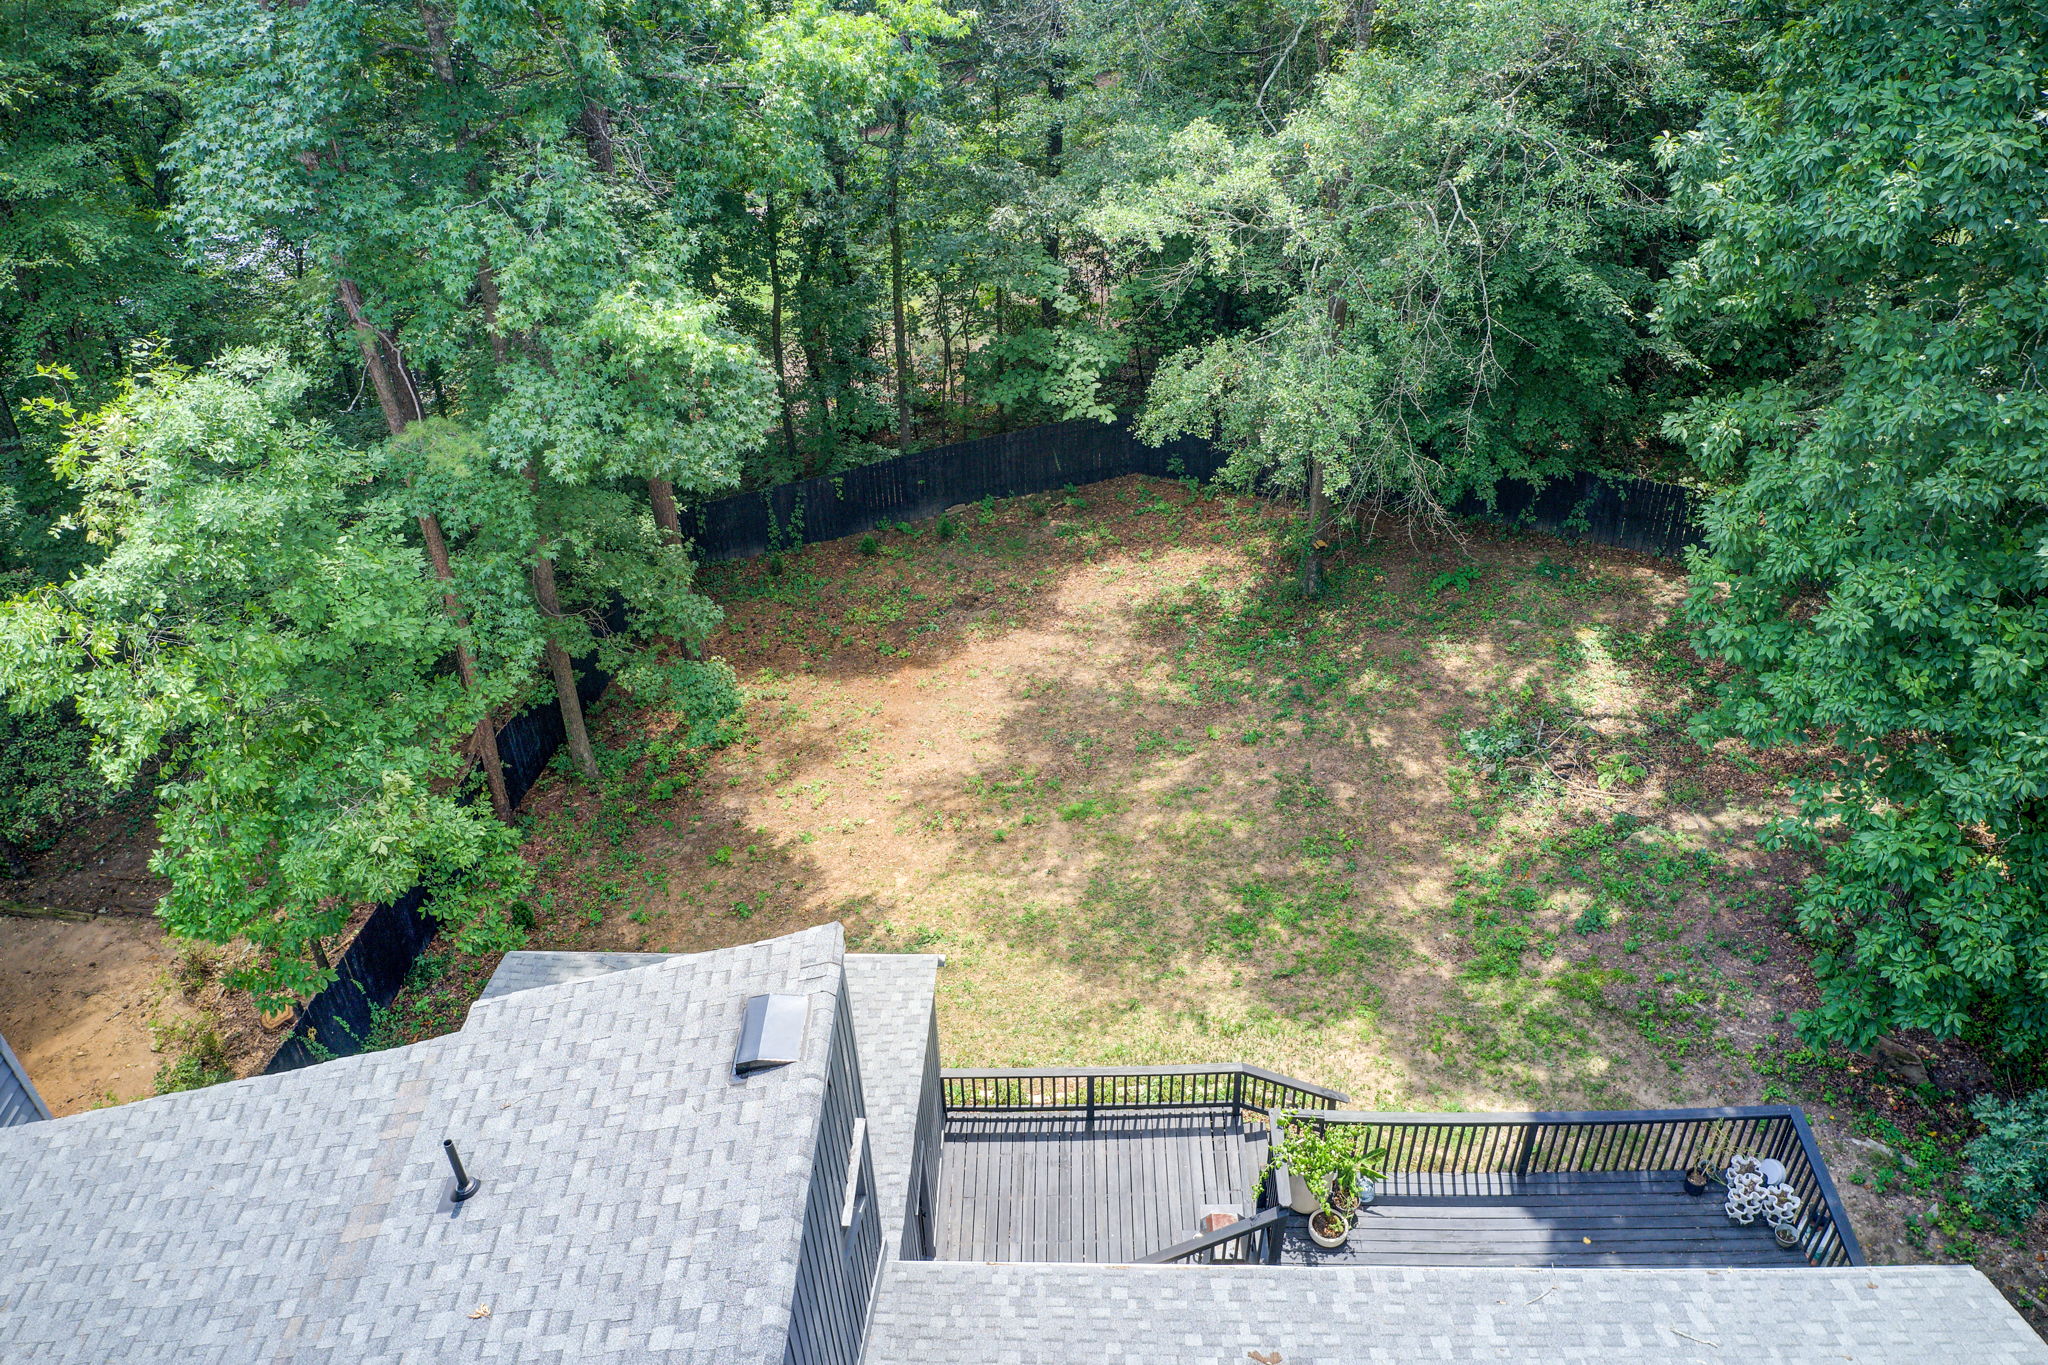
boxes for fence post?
[1230,1068,1244,1118]
[1086,1074,1097,1132]
[1513,1123,1539,1177]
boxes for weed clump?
[151,1016,232,1094]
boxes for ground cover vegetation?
[2,0,2047,1305]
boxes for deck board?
[1282,1172,1811,1268]
[934,1109,1255,1263]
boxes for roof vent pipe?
[734,994,808,1076]
[443,1139,481,1202]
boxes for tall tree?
[1106,0,1698,574]
[1664,0,2048,1055]
[0,353,530,1007]
[0,0,233,583]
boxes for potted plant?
[1266,1121,1388,1249]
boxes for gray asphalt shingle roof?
[862,1260,2048,1364]
[11,924,2047,1365]
[0,924,847,1365]
[479,949,943,1265]
[842,954,942,1259]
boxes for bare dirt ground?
[0,915,172,1113]
[0,802,272,1113]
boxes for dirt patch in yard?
[0,801,274,1112]
[498,479,1801,1110]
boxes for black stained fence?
[265,422,1707,1075]
[1288,1105,1862,1268]
[680,420,1226,563]
[1451,469,1705,561]
[262,656,609,1074]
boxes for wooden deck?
[1279,1171,1812,1267]
[933,1109,1268,1263]
[933,1136,1815,1268]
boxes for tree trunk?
[475,258,511,367]
[0,383,21,451]
[1300,457,1328,599]
[648,477,683,546]
[1351,0,1377,48]
[338,276,513,821]
[1041,65,1065,330]
[888,101,913,451]
[934,286,953,437]
[765,192,800,467]
[525,465,601,783]
[579,100,616,175]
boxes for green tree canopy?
[1104,0,1706,522]
[1665,0,2048,1054]
[0,351,529,1005]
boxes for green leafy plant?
[1964,1092,2048,1230]
[150,1015,232,1095]
[1265,1119,1389,1219]
[1665,0,2048,1055]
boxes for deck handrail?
[1276,1103,1863,1267]
[1134,1206,1289,1265]
[939,1064,1348,1121]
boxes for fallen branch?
[0,901,96,923]
[0,901,154,922]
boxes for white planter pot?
[1308,1211,1350,1249]
[1280,1165,1321,1215]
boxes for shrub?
[1964,1091,2048,1229]
[858,533,880,556]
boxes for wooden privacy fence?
[681,422,1226,563]
[1286,1105,1863,1267]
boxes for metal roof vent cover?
[734,993,808,1076]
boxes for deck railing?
[939,1064,1347,1123]
[1136,1206,1289,1266]
[1282,1105,1863,1267]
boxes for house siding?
[900,1008,943,1261]
[0,1028,48,1128]
[786,985,884,1365]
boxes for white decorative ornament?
[1722,1157,1801,1231]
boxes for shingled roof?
[864,1260,2048,1364]
[0,924,848,1364]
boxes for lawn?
[377,473,2047,1314]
